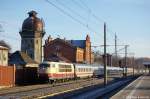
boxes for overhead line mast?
[104,22,107,86]
[125,45,129,77]
[115,33,118,66]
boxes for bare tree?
[0,23,11,51]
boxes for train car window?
[89,68,91,72]
[78,68,80,72]
[81,68,83,72]
[59,69,65,72]
[87,68,88,72]
[52,64,55,68]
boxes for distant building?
[9,51,38,69]
[19,11,45,63]
[44,35,94,64]
[0,46,8,66]
[143,62,150,73]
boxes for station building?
[44,35,94,64]
[143,62,150,74]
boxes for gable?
[45,38,76,49]
[9,51,37,65]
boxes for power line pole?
[115,33,118,66]
[133,55,135,76]
[104,22,107,85]
[124,45,129,77]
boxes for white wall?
[0,49,8,66]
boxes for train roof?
[74,64,122,70]
[107,66,122,70]
[74,63,102,67]
[40,61,123,70]
[41,61,73,65]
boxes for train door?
[73,64,76,79]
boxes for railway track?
[45,75,140,99]
[0,74,127,99]
[0,77,111,99]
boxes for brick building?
[44,35,94,64]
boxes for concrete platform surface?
[111,75,150,99]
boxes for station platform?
[111,74,150,99]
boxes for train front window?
[39,63,50,68]
[52,64,55,68]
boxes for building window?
[31,39,32,43]
[36,40,38,44]
[28,44,30,48]
[30,53,33,58]
[22,40,24,44]
[3,54,6,61]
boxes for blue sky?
[0,0,150,58]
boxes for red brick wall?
[76,48,84,63]
[44,40,76,62]
[0,66,15,86]
[44,37,94,64]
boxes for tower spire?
[28,10,37,17]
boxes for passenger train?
[38,61,124,83]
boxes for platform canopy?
[143,62,150,68]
